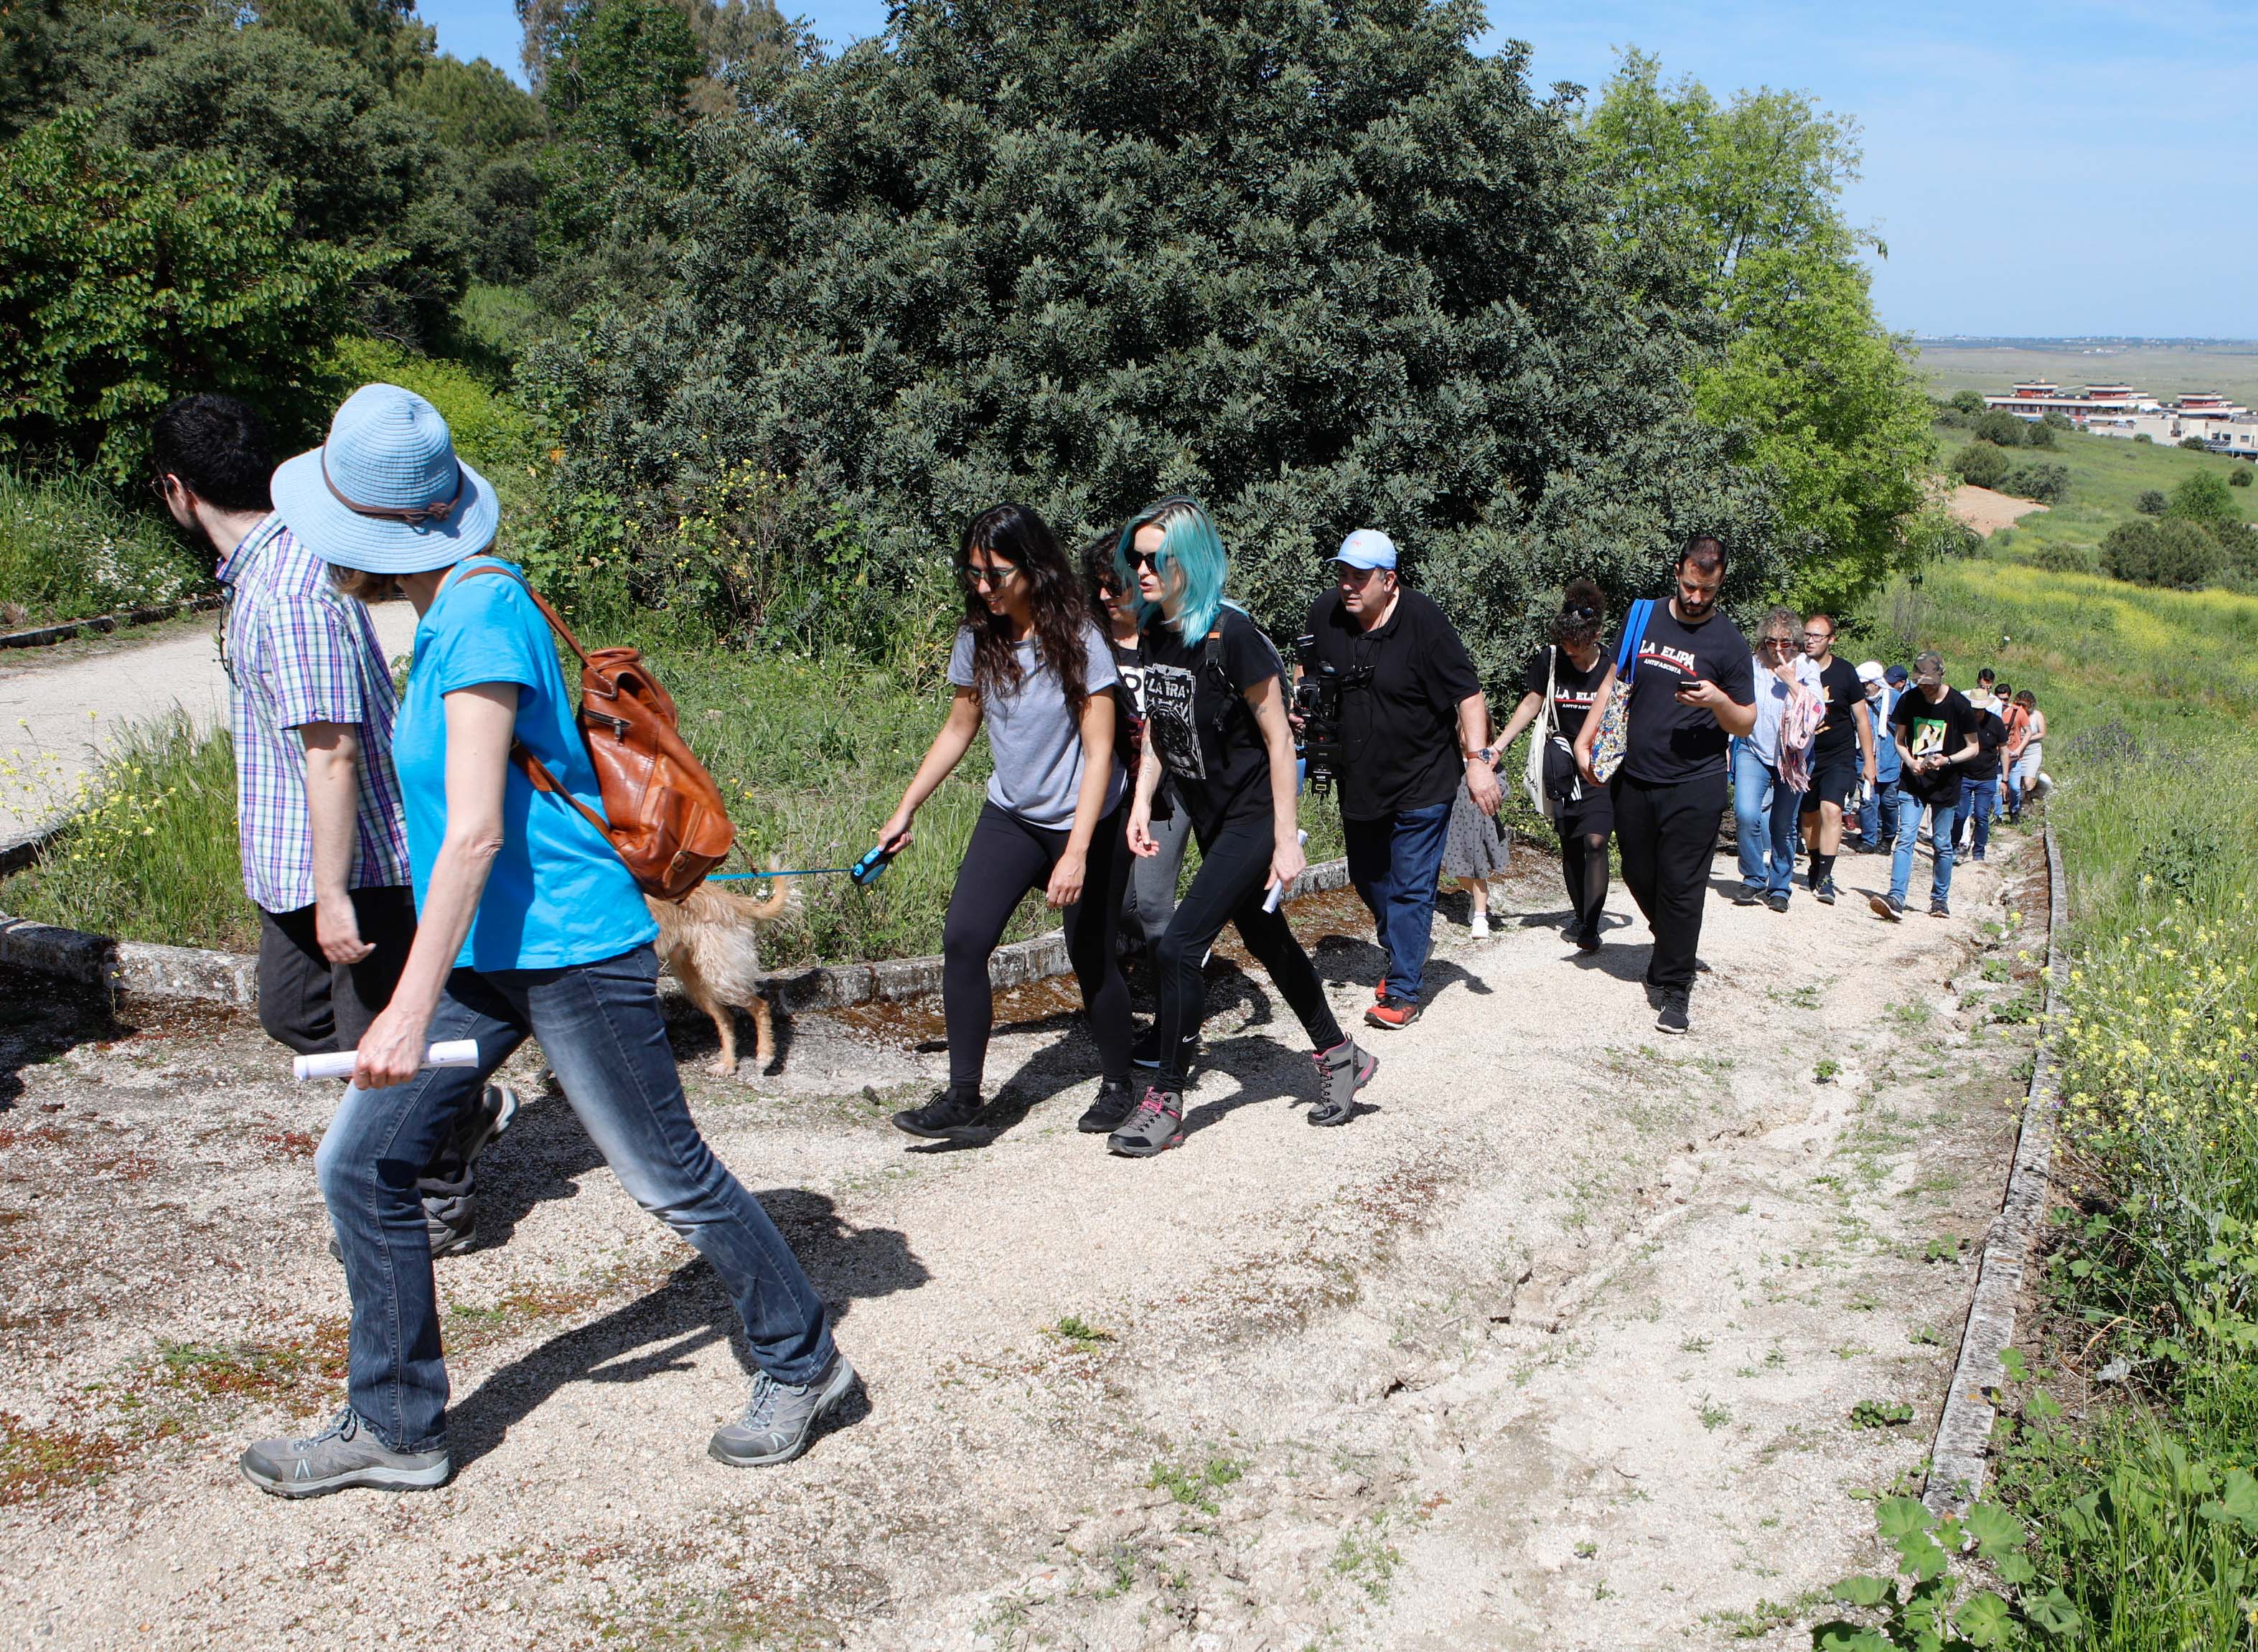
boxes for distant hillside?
[1911,339,2258,405]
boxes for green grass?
[1913,341,2258,408]
[0,469,210,628]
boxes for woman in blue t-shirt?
[234,385,851,1501]
[876,503,1133,1142]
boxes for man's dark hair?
[1977,667,1996,684]
[151,395,273,513]
[1677,532,1728,574]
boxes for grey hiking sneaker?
[1870,893,1903,921]
[1107,1085,1184,1158]
[1309,1038,1377,1127]
[456,1081,520,1163]
[1077,1079,1138,1135]
[1816,877,1838,905]
[708,1351,858,1468]
[239,1407,449,1498]
[1655,988,1691,1035]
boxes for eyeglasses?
[956,561,1019,590]
[1125,550,1164,573]
[1802,629,1832,641]
[1762,635,1795,647]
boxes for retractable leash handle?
[850,840,903,888]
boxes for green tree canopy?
[395,51,547,160]
[531,0,1784,675]
[2168,469,2241,530]
[0,112,365,478]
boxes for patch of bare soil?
[0,830,2048,1649]
[1947,484,2049,538]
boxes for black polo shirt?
[1301,586,1481,821]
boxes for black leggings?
[1153,815,1345,1084]
[944,802,1133,1092]
[1558,822,1611,936]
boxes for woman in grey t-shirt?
[877,503,1133,1140]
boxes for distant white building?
[1979,380,2257,459]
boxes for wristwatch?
[1467,747,1496,765]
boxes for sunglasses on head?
[1565,603,1597,619]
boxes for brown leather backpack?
[454,565,735,901]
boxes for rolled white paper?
[292,1038,482,1082]
[1262,830,1311,914]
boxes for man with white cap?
[1298,529,1495,1028]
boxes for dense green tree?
[247,0,432,88]
[541,0,699,175]
[396,52,546,159]
[1972,408,2028,447]
[2230,466,2252,488]
[1949,390,1986,417]
[1952,444,2010,491]
[529,0,1784,671]
[2169,470,2241,530]
[2137,488,2168,515]
[2001,461,2068,505]
[2103,517,2219,589]
[518,0,790,108]
[95,22,471,342]
[2025,417,2054,449]
[1585,50,1936,616]
[0,113,364,478]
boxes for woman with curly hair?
[1493,580,1616,949]
[879,503,1134,1140]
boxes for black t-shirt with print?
[1613,603,1758,784]
[1301,587,1481,821]
[1810,656,1866,761]
[1522,646,1608,744]
[1107,636,1148,769]
[1140,606,1284,842]
[1892,686,1981,804]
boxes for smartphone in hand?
[1674,678,1708,703]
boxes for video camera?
[1292,633,1347,796]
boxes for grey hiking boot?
[239,1407,449,1498]
[708,1351,858,1468]
[1077,1079,1138,1135]
[1309,1038,1377,1127]
[1107,1084,1184,1158]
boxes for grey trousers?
[1123,806,1193,954]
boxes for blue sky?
[416,1,2256,339]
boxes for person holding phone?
[1572,535,1757,1034]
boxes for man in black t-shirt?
[1300,530,1495,1029]
[1570,535,1757,1035]
[1872,650,1984,921]
[1794,612,1875,906]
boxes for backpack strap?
[444,563,614,840]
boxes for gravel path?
[0,828,2048,1649]
[0,604,418,844]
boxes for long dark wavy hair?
[1550,577,1606,649]
[958,502,1091,721]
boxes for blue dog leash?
[706,842,901,888]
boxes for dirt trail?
[0,603,418,843]
[0,830,2048,1649]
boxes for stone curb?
[0,856,1360,1013]
[1922,822,2067,1514]
[0,593,221,651]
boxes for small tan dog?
[647,874,797,1075]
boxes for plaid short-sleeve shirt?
[217,515,411,914]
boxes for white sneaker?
[1468,913,1491,939]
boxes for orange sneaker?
[1364,995,1422,1030]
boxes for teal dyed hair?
[1116,495,1229,639]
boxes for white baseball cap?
[1855,660,1885,685]
[1334,529,1397,571]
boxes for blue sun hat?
[271,384,497,573]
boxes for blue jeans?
[1957,776,1998,860]
[1888,792,1961,909]
[1730,741,1802,898]
[1344,799,1453,1003]
[314,945,835,1452]
[1859,776,1902,853]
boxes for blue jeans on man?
[316,945,835,1452]
[1957,776,1998,862]
[1888,791,1962,911]
[1730,739,1802,900]
[1344,799,1453,1003]
[1858,777,1902,856]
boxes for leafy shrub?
[2180,436,2212,451]
[2231,466,2252,487]
[2136,489,2168,515]
[2168,470,2241,530]
[1973,408,2029,447]
[2102,518,2220,588]
[532,0,1786,675]
[2134,432,2153,443]
[1952,443,2010,490]
[0,467,209,625]
[0,113,364,479]
[2043,410,2071,431]
[1812,1496,2078,1648]
[1949,390,1986,416]
[2030,540,2097,576]
[2024,418,2055,449]
[2000,462,2068,505]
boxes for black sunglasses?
[1125,549,1165,573]
[955,560,1020,588]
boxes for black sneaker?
[1929,899,1951,919]
[1575,924,1601,953]
[1816,877,1837,906]
[1077,1079,1138,1135]
[1733,888,1762,907]
[892,1087,985,1140]
[1870,893,1903,922]
[1655,989,1690,1035]
[1766,893,1790,914]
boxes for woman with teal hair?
[1106,496,1379,1155]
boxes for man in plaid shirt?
[154,395,513,1254]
